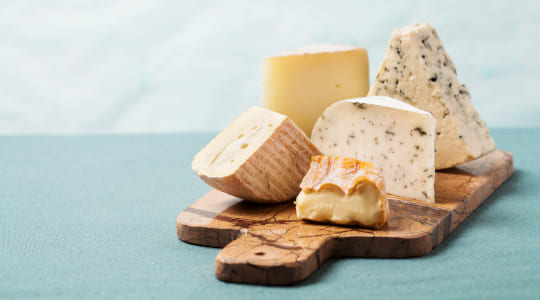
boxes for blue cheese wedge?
[368,23,495,169]
[311,96,436,203]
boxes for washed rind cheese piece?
[312,96,436,203]
[368,23,495,169]
[296,156,388,229]
[192,106,321,204]
[262,44,369,137]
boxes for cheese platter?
[177,22,513,285]
[178,150,513,285]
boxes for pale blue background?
[0,0,538,134]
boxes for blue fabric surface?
[1,129,539,299]
[0,1,539,134]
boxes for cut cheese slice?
[368,23,495,169]
[312,96,436,203]
[192,106,321,203]
[296,156,388,229]
[262,44,369,137]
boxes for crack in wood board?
[177,150,514,285]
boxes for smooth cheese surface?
[262,44,369,137]
[193,106,284,177]
[192,106,320,203]
[368,23,495,169]
[312,97,436,203]
[296,156,388,229]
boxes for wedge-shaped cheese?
[296,156,388,229]
[368,23,495,169]
[312,97,436,203]
[262,44,369,137]
[192,106,320,203]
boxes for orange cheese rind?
[300,156,386,197]
[298,155,389,229]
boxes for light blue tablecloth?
[1,129,539,299]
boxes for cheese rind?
[262,44,369,137]
[311,96,436,203]
[368,23,495,169]
[296,156,388,229]
[192,106,321,203]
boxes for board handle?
[215,231,333,285]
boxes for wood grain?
[177,150,514,285]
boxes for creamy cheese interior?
[296,182,384,227]
[192,107,285,177]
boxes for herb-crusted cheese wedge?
[368,23,495,169]
[312,96,436,203]
[192,106,321,204]
[296,156,389,229]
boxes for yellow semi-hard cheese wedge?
[262,44,369,137]
[296,156,389,229]
[192,106,321,204]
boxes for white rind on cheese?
[311,96,436,203]
[368,23,495,169]
[192,106,321,204]
[272,44,357,57]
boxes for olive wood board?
[177,149,514,285]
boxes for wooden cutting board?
[177,150,514,285]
